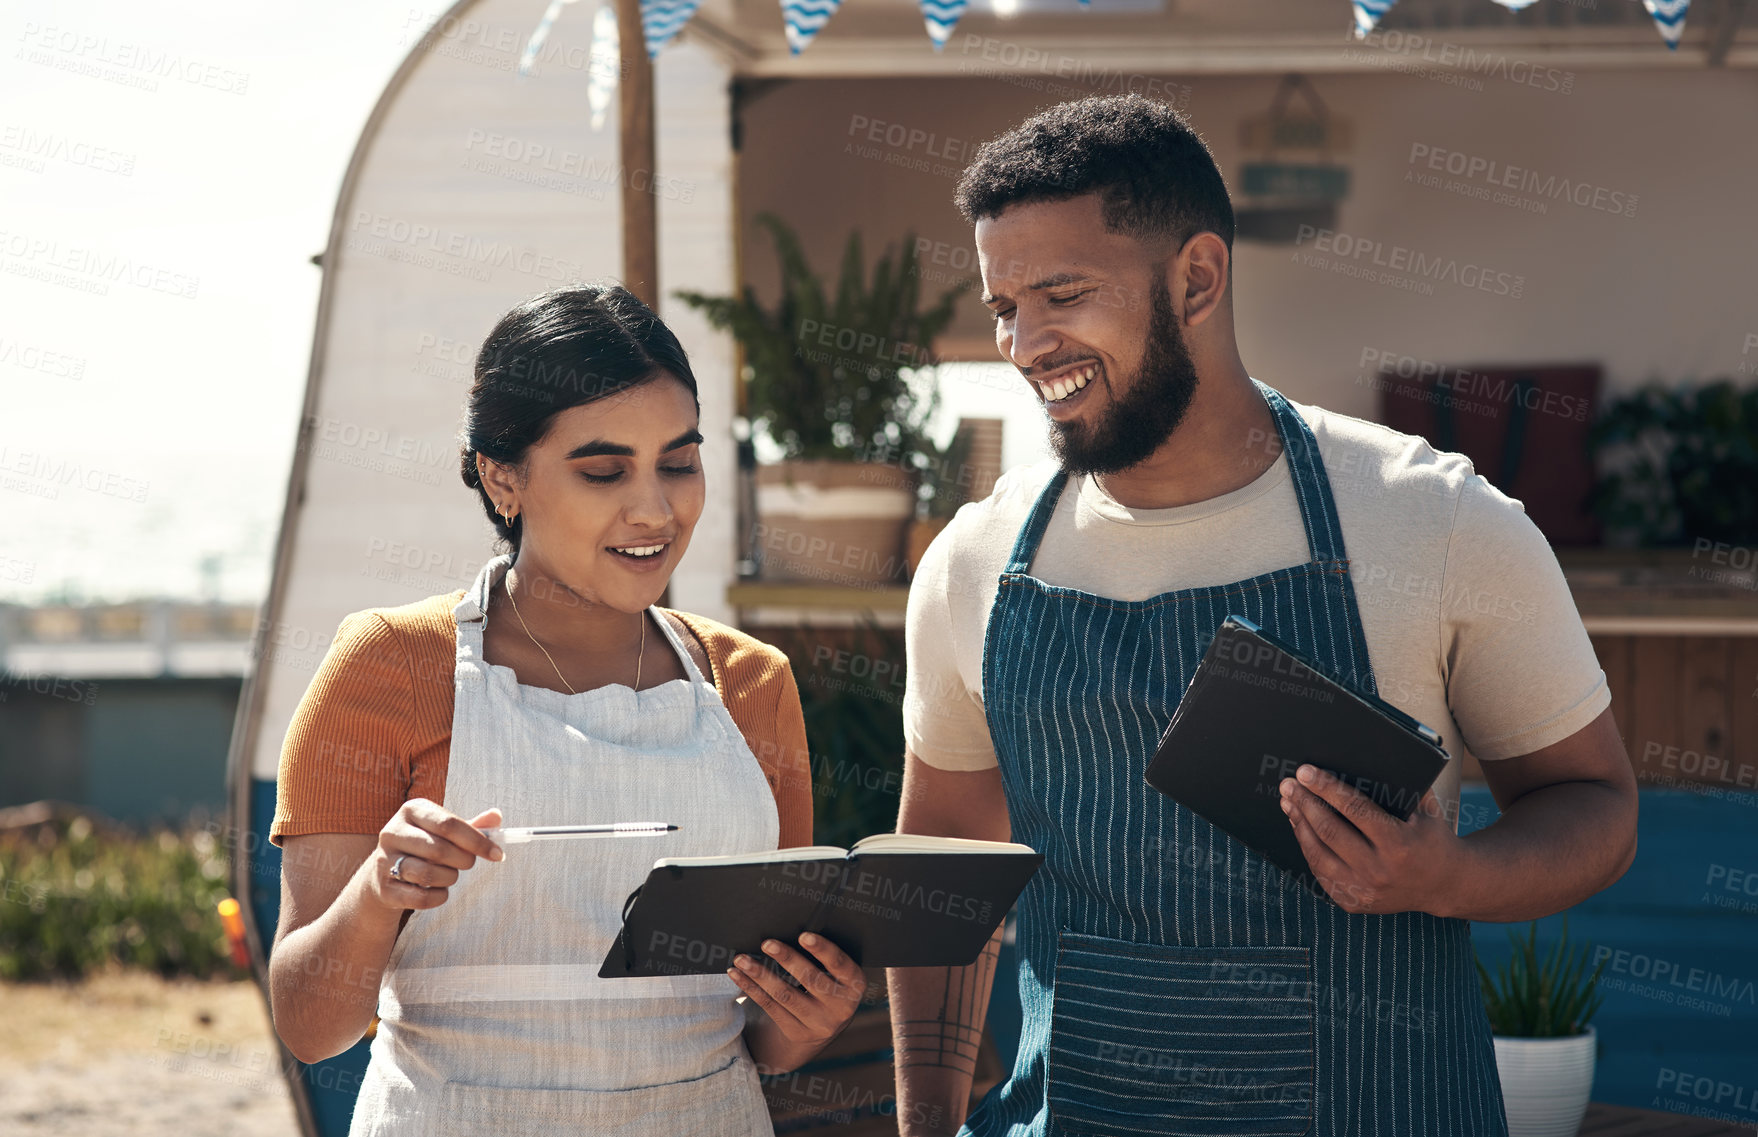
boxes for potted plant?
[906,421,975,578]
[1477,918,1606,1137]
[677,213,966,587]
[1589,379,1758,547]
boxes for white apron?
[348,554,780,1137]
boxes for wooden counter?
[1559,550,1758,792]
[729,550,1758,793]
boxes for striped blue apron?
[969,382,1508,1137]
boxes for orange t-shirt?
[270,591,814,850]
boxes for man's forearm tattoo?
[895,931,1001,1074]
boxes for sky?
[0,0,1048,606]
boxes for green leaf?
[1591,379,1758,546]
[1477,918,1605,1037]
[674,214,969,464]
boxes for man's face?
[977,194,1200,476]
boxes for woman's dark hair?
[459,284,699,548]
[954,94,1234,251]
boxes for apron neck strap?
[648,607,712,692]
[455,553,512,626]
[1003,380,1349,574]
[1256,379,1350,566]
[1003,469,1068,575]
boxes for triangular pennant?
[640,0,704,57]
[920,0,969,50]
[1642,0,1690,49]
[518,0,586,76]
[1351,0,1399,37]
[587,5,619,130]
[781,0,845,53]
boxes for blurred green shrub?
[0,815,240,981]
[1590,380,1758,546]
[795,620,909,850]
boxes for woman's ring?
[390,854,409,883]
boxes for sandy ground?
[0,969,303,1136]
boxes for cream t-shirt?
[902,394,1610,827]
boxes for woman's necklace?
[502,567,645,693]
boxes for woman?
[267,285,864,1136]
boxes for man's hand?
[1280,764,1462,915]
[1281,709,1639,923]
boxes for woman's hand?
[366,798,504,912]
[731,932,867,1072]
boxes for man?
[889,95,1637,1137]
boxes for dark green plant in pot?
[1476,918,1606,1037]
[793,619,908,849]
[918,423,977,520]
[675,213,968,464]
[1590,380,1758,546]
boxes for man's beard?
[1046,275,1199,477]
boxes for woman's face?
[500,375,705,614]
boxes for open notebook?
[599,835,1043,977]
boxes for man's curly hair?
[954,94,1233,251]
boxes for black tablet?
[1143,615,1450,884]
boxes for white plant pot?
[1492,1026,1596,1137]
[753,460,918,587]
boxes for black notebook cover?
[599,843,1043,978]
[1144,616,1450,884]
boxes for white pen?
[481,823,680,846]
